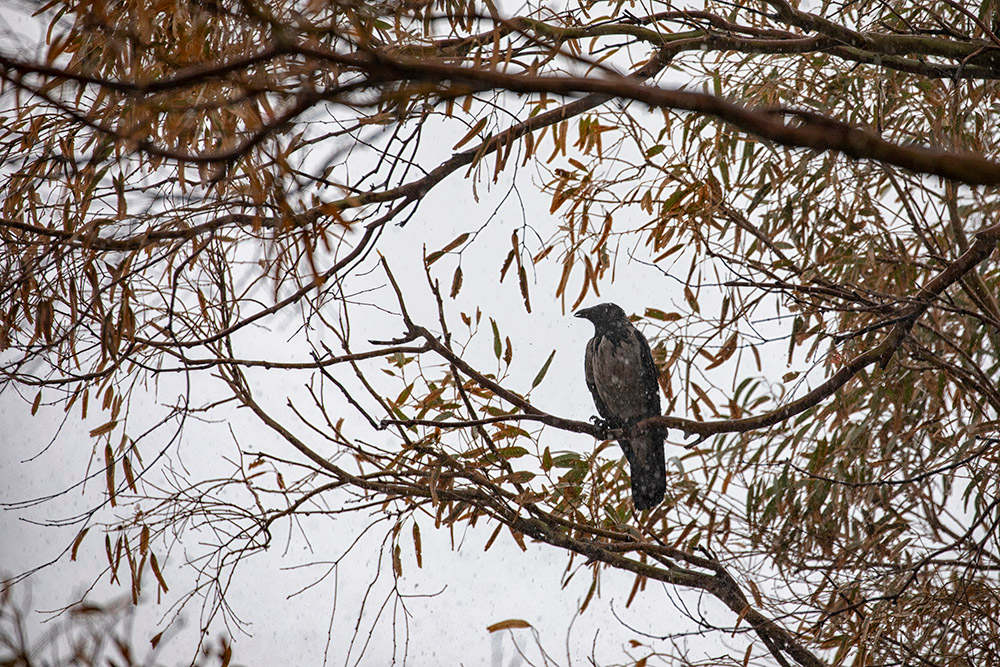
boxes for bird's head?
[574,302,628,331]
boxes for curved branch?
[302,45,1000,185]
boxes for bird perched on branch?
[575,303,665,510]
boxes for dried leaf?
[426,233,469,266]
[487,619,531,632]
[150,552,168,592]
[684,285,700,313]
[412,523,422,568]
[70,527,89,561]
[705,333,738,370]
[104,443,116,507]
[90,420,118,438]
[453,117,488,150]
[645,308,681,322]
[123,454,136,492]
[484,522,504,552]
[508,526,527,551]
[518,265,531,312]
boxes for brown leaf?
[684,285,700,313]
[104,443,116,507]
[487,619,531,632]
[150,552,169,592]
[645,308,681,322]
[90,420,118,437]
[392,544,402,577]
[70,527,89,561]
[518,265,531,313]
[453,117,488,150]
[412,523,422,569]
[426,233,469,266]
[123,453,136,492]
[483,523,504,552]
[508,526,527,551]
[705,333,738,370]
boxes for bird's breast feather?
[589,333,653,422]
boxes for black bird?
[575,303,665,510]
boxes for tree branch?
[298,44,1000,185]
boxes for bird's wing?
[631,325,662,416]
[628,325,666,509]
[584,336,614,421]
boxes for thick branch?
[303,46,1000,185]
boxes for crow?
[575,303,665,510]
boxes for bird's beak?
[574,307,591,319]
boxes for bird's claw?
[589,415,611,438]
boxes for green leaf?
[490,318,501,359]
[551,451,581,468]
[395,382,414,406]
[531,350,556,389]
[661,188,687,212]
[491,446,529,461]
[500,471,535,485]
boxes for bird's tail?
[622,431,666,510]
